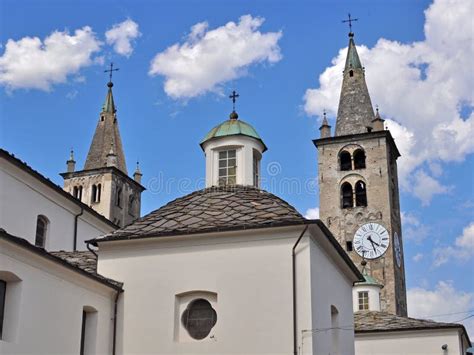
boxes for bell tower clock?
[313,31,407,316]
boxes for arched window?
[355,181,368,207]
[354,149,366,169]
[339,151,352,171]
[91,184,101,203]
[35,215,49,248]
[349,70,354,77]
[341,182,353,209]
[73,186,83,201]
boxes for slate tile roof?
[354,311,466,333]
[50,250,123,289]
[92,185,306,243]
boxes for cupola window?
[218,150,236,186]
[253,152,260,187]
[358,291,369,310]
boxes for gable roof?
[354,311,471,346]
[0,229,123,291]
[0,149,118,229]
[90,185,306,243]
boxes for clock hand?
[367,235,380,247]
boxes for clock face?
[353,223,390,259]
[394,232,402,267]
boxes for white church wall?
[305,227,357,355]
[97,224,358,355]
[0,239,116,354]
[355,328,468,355]
[0,158,115,251]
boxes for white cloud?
[413,253,424,262]
[408,281,474,336]
[149,15,282,99]
[304,207,320,219]
[105,19,141,57]
[0,26,101,91]
[412,170,451,206]
[433,221,474,267]
[401,211,430,243]
[303,0,474,205]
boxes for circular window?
[181,298,217,340]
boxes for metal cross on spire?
[104,62,120,83]
[229,90,240,112]
[342,13,358,34]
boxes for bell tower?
[61,66,145,230]
[313,30,407,316]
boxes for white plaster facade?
[0,237,117,355]
[355,328,471,355]
[0,151,117,251]
[202,135,264,188]
[96,224,359,354]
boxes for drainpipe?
[73,207,84,251]
[86,241,98,258]
[292,224,309,355]
[113,290,121,355]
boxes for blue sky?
[1,0,473,332]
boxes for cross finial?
[104,62,120,84]
[375,104,379,114]
[229,90,240,112]
[342,13,358,35]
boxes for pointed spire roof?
[335,32,375,136]
[345,34,363,70]
[84,81,127,173]
[102,82,116,113]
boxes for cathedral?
[0,29,470,355]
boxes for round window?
[181,298,217,340]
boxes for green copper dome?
[200,116,267,152]
[356,272,383,287]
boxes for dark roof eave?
[313,130,401,158]
[88,219,313,246]
[0,230,123,291]
[199,134,268,152]
[356,324,472,346]
[0,149,119,229]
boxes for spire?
[335,32,376,136]
[84,78,128,173]
[102,82,116,113]
[372,105,385,131]
[133,161,143,184]
[319,110,331,138]
[66,148,76,172]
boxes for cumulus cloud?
[105,19,141,57]
[303,0,474,205]
[149,15,282,99]
[401,211,430,244]
[0,26,101,91]
[433,221,474,267]
[304,207,320,219]
[408,281,474,336]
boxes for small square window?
[358,291,369,311]
[346,241,353,251]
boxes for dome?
[92,185,305,242]
[200,118,267,152]
[355,273,383,287]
